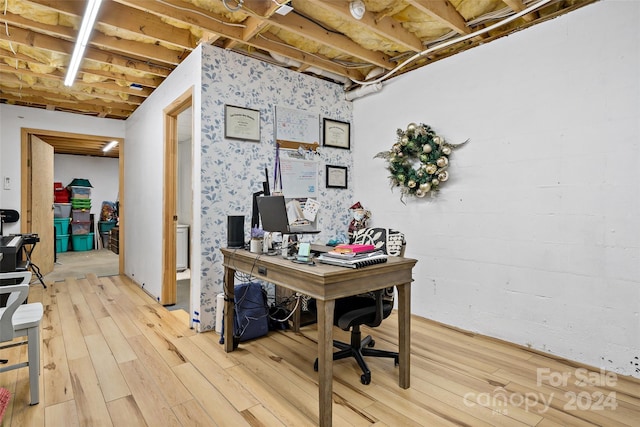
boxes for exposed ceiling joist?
[0,0,597,122]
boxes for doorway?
[173,106,193,313]
[20,128,124,279]
[161,88,193,318]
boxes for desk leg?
[223,266,236,353]
[316,299,335,427]
[397,283,411,389]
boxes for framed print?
[323,118,350,149]
[326,165,348,189]
[225,105,261,141]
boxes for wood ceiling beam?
[0,24,171,77]
[309,0,423,53]
[39,139,119,158]
[246,32,361,80]
[0,10,186,66]
[38,134,120,158]
[0,91,133,119]
[71,65,164,89]
[112,0,358,81]
[0,61,153,97]
[501,0,538,22]
[0,47,164,89]
[27,0,197,50]
[0,72,145,105]
[111,0,245,40]
[224,15,269,50]
[199,32,221,45]
[264,12,396,70]
[406,0,471,35]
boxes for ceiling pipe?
[345,82,382,101]
[269,52,302,68]
[269,53,352,87]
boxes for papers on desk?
[302,198,320,221]
[333,243,375,254]
[317,250,387,268]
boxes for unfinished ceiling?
[1,0,597,120]
[36,132,120,158]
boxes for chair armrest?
[0,271,31,285]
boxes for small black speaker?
[227,215,245,248]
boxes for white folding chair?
[0,271,43,405]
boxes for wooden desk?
[220,248,417,427]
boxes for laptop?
[257,195,320,234]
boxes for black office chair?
[314,227,406,385]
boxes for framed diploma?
[323,118,350,149]
[225,105,261,141]
[326,165,348,189]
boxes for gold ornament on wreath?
[375,122,468,202]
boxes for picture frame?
[326,165,348,189]
[322,118,350,149]
[224,105,261,141]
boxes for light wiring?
[269,295,299,322]
[255,33,338,68]
[156,0,246,28]
[351,0,556,87]
[3,1,16,56]
[224,248,302,328]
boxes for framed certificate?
[326,165,348,189]
[323,118,350,149]
[225,105,261,141]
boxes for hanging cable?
[351,0,555,87]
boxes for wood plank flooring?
[0,274,638,426]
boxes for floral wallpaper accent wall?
[198,45,354,331]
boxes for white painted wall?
[352,0,639,377]
[123,44,202,307]
[54,154,119,243]
[0,104,125,235]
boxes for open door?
[21,134,55,275]
[161,88,193,305]
[21,128,125,279]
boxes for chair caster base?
[361,373,371,385]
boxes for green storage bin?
[71,233,94,251]
[71,199,92,209]
[54,218,70,235]
[99,221,117,232]
[56,234,70,253]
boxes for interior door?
[29,135,55,275]
[162,89,192,305]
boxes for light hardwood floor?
[0,274,638,426]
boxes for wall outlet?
[3,176,10,190]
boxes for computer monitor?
[256,195,319,234]
[251,168,271,229]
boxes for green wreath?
[375,123,466,201]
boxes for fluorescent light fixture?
[102,140,118,152]
[64,0,103,87]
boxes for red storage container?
[54,188,70,203]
